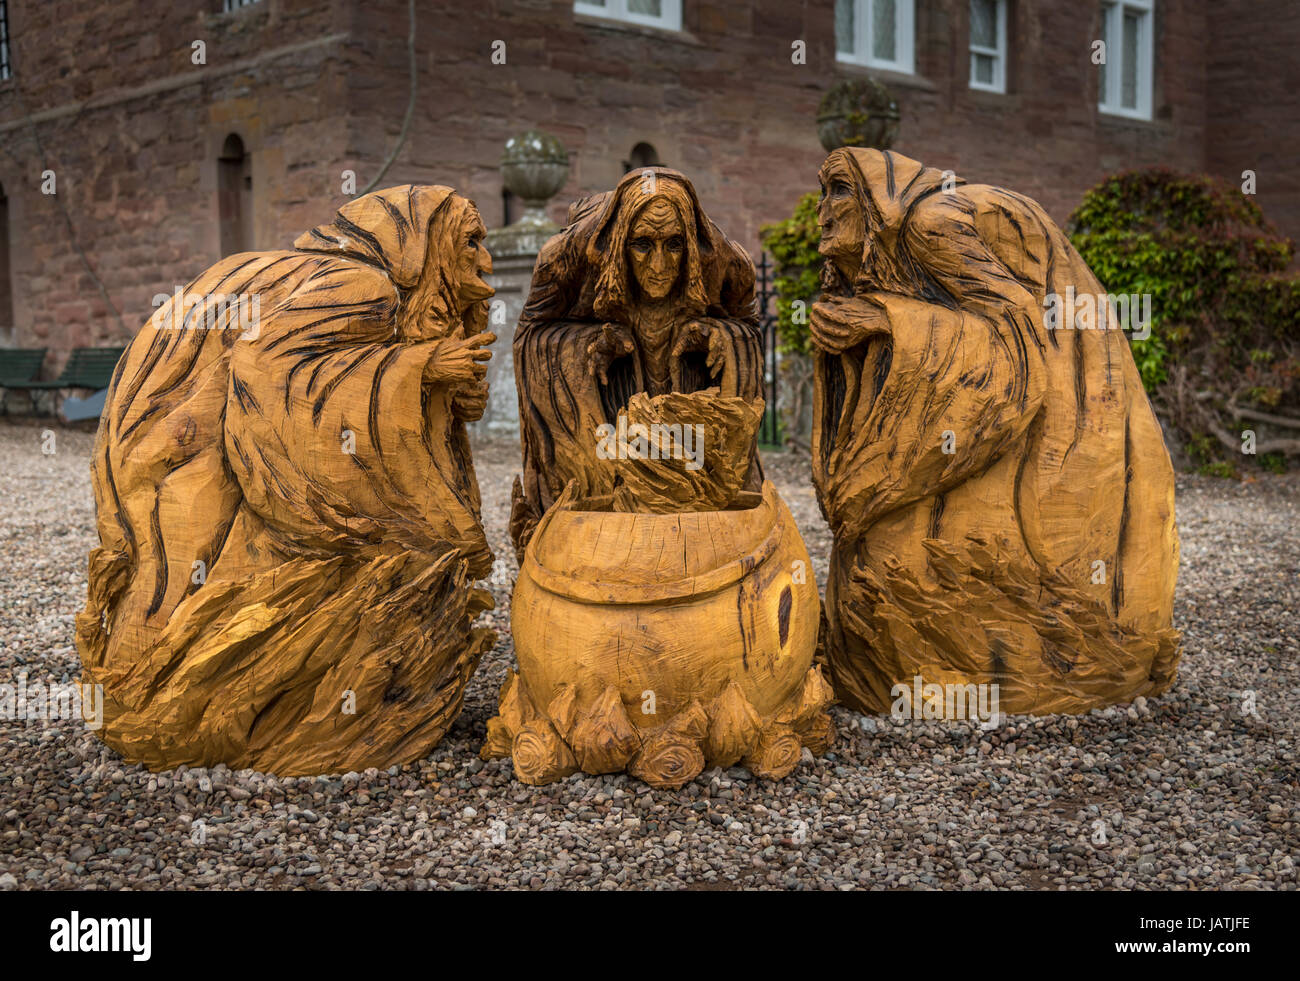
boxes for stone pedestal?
[469,252,534,438]
[468,129,569,441]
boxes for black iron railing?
[756,251,781,447]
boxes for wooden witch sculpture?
[487,168,835,788]
[810,148,1180,716]
[509,167,765,553]
[75,185,499,774]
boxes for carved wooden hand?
[422,331,496,387]
[669,318,728,391]
[585,322,636,385]
[810,295,891,355]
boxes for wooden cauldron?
[482,481,834,788]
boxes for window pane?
[836,0,855,55]
[873,0,897,62]
[1122,10,1140,108]
[973,52,995,84]
[971,0,997,49]
[628,0,661,15]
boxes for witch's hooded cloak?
[76,185,496,773]
[509,167,764,553]
[813,149,1179,715]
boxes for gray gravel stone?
[0,421,1296,890]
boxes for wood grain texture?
[810,149,1180,716]
[75,185,499,774]
[483,481,833,787]
[609,388,763,513]
[490,174,832,786]
[509,167,765,557]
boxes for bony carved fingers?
[423,331,496,386]
[810,297,888,355]
[670,319,710,359]
[586,322,635,384]
[809,302,855,355]
[452,382,490,422]
[705,329,727,377]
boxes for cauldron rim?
[522,481,794,605]
[562,488,765,515]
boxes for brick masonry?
[0,0,1295,359]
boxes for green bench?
[0,347,49,414]
[5,346,126,416]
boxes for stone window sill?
[573,12,703,48]
[1097,108,1169,132]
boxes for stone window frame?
[968,0,1008,94]
[836,0,916,76]
[572,0,683,34]
[1098,0,1155,121]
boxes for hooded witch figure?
[811,148,1180,716]
[509,167,764,553]
[76,185,499,774]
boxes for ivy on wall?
[760,191,821,357]
[1069,169,1299,474]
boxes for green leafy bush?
[1069,169,1299,471]
[760,191,821,357]
[758,193,823,450]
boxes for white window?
[968,0,1007,92]
[1098,0,1154,119]
[574,0,683,32]
[836,0,915,75]
[223,0,262,11]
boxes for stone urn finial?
[488,129,570,256]
[816,79,900,152]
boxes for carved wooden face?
[399,202,494,340]
[627,198,686,301]
[454,206,494,313]
[817,159,867,285]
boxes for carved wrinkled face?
[627,198,685,301]
[398,204,494,340]
[454,207,494,313]
[817,159,867,284]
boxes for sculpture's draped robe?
[76,186,495,773]
[813,149,1180,715]
[510,168,764,554]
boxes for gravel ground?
[0,417,1296,891]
